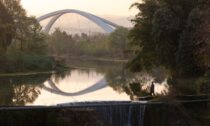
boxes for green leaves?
[0,1,14,52]
[176,1,210,77]
[128,0,210,78]
[47,27,129,59]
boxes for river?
[0,60,168,106]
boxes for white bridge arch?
[37,9,119,33]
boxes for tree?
[0,1,14,53]
[128,0,159,71]
[107,27,129,58]
[23,17,47,55]
[177,0,210,77]
[128,0,210,95]
[2,0,46,53]
[3,0,26,49]
[47,28,74,55]
[0,0,53,72]
[128,0,210,79]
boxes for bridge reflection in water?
[42,79,107,96]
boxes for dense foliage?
[47,27,129,59]
[0,0,54,73]
[0,1,14,53]
[129,0,210,79]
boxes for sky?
[21,0,139,17]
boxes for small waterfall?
[139,105,146,126]
[127,105,132,126]
[60,101,147,126]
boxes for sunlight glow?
[21,0,139,17]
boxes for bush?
[0,52,55,73]
[22,54,54,71]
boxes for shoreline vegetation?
[0,55,126,76]
[0,54,69,73]
[0,56,126,75]
[66,55,128,62]
[0,57,128,77]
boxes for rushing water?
[0,60,168,106]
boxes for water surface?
[0,60,168,106]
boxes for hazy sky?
[21,0,139,17]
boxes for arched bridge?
[42,79,107,96]
[37,9,119,33]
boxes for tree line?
[47,27,129,59]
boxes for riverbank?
[0,54,69,75]
[55,55,128,63]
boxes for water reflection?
[0,74,51,106]
[105,68,169,100]
[32,70,129,105]
[0,60,169,106]
[13,85,40,105]
[43,79,107,96]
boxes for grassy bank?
[0,54,68,74]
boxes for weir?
[0,100,206,126]
[58,101,147,126]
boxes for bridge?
[37,9,120,33]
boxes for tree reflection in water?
[106,70,152,100]
[105,66,169,100]
[12,85,41,105]
[56,60,169,100]
[0,74,51,106]
[52,70,72,83]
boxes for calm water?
[0,60,168,106]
